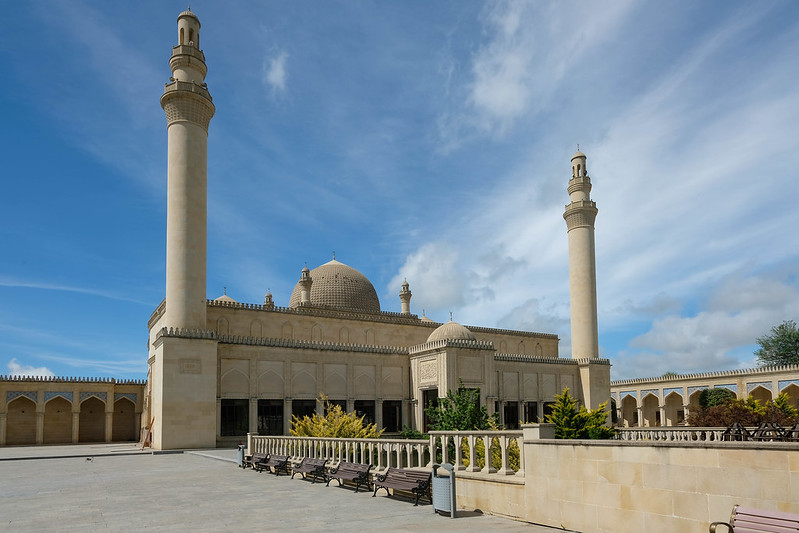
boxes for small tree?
[290,395,383,438]
[546,388,615,439]
[698,387,736,409]
[755,320,799,367]
[424,382,497,431]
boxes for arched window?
[188,29,194,45]
[180,27,184,44]
[577,164,582,177]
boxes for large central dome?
[289,259,381,313]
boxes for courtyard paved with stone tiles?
[0,444,568,532]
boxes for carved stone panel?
[354,365,375,397]
[220,358,249,395]
[257,361,284,397]
[292,362,317,397]
[523,373,538,400]
[419,359,438,385]
[542,373,557,399]
[324,364,347,398]
[381,366,402,398]
[503,372,519,401]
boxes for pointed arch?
[217,317,229,335]
[112,397,136,442]
[311,323,322,342]
[44,396,72,444]
[79,396,106,443]
[6,396,36,445]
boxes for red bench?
[710,505,799,532]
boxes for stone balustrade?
[248,434,432,471]
[429,430,525,477]
[615,426,728,441]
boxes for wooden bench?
[325,461,372,493]
[372,467,431,506]
[710,505,799,532]
[255,454,290,476]
[242,452,268,470]
[291,457,328,483]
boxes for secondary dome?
[289,259,381,313]
[426,320,476,343]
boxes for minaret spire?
[161,9,215,329]
[563,148,599,360]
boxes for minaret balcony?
[567,176,592,196]
[162,80,213,103]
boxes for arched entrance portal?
[781,383,799,410]
[663,392,685,426]
[44,396,72,444]
[6,396,36,445]
[620,394,637,427]
[112,398,136,441]
[641,393,659,427]
[79,396,106,443]
[749,386,772,405]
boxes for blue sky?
[1,1,797,381]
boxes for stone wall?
[455,439,799,532]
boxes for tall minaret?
[563,149,599,359]
[161,9,215,329]
[399,279,412,314]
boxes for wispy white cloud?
[0,277,151,306]
[6,358,55,378]
[263,50,289,95]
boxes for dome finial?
[332,250,336,260]
[223,286,227,295]
[449,311,453,322]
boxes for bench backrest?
[732,505,799,532]
[386,468,430,482]
[336,461,370,472]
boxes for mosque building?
[2,9,613,449]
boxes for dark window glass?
[354,400,375,426]
[257,399,283,435]
[221,399,248,437]
[503,402,519,430]
[382,400,402,432]
[525,401,539,423]
[292,400,316,420]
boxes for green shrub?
[546,388,615,439]
[290,394,384,438]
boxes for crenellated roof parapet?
[217,334,408,355]
[611,364,799,386]
[202,299,556,339]
[148,298,167,329]
[0,375,146,385]
[156,327,218,341]
[409,338,495,355]
[495,354,577,365]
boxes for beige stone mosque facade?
[2,10,795,449]
[144,9,610,450]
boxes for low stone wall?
[454,437,799,532]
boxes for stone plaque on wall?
[419,359,437,384]
[179,358,201,374]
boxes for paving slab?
[0,445,568,532]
